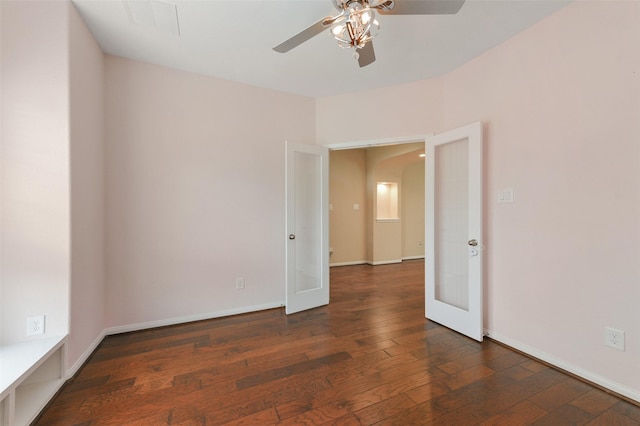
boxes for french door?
[285,141,329,314]
[425,122,483,341]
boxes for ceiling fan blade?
[376,0,465,15]
[357,41,376,67]
[273,18,331,53]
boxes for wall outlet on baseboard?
[27,315,46,336]
[605,327,625,351]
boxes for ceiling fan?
[273,0,466,68]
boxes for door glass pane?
[434,138,469,310]
[294,151,322,292]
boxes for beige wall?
[329,150,367,265]
[330,145,425,265]
[317,0,640,401]
[1,0,70,343]
[371,154,404,264]
[104,56,316,329]
[369,145,424,264]
[402,162,425,259]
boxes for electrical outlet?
[235,277,245,290]
[27,315,45,336]
[605,327,625,351]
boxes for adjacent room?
[329,143,426,268]
[1,0,639,424]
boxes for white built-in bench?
[0,336,67,426]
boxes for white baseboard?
[485,329,640,403]
[104,301,285,336]
[369,259,403,266]
[330,258,421,267]
[65,302,284,379]
[402,255,425,261]
[330,260,368,267]
[67,330,106,378]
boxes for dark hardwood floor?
[36,260,639,425]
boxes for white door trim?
[326,134,431,151]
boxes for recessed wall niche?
[376,182,399,220]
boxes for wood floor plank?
[34,260,638,425]
[570,388,621,416]
[612,400,640,422]
[235,351,352,390]
[325,351,412,386]
[405,380,452,405]
[529,404,593,426]
[529,378,594,412]
[480,400,548,425]
[586,409,640,426]
[436,342,510,375]
[354,393,416,424]
[221,407,280,426]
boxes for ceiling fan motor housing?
[333,0,395,11]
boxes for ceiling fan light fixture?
[361,9,373,24]
[273,0,465,67]
[330,1,379,50]
[331,24,344,36]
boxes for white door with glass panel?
[426,122,483,341]
[285,142,329,314]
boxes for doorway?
[328,141,426,267]
[323,123,484,341]
[287,124,483,341]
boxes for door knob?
[289,234,296,240]
[468,239,478,247]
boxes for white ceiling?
[71,0,571,97]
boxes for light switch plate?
[498,188,514,203]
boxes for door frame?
[326,134,431,266]
[326,136,430,266]
[326,131,484,336]
[327,135,431,270]
[327,135,431,152]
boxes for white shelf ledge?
[0,335,67,426]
